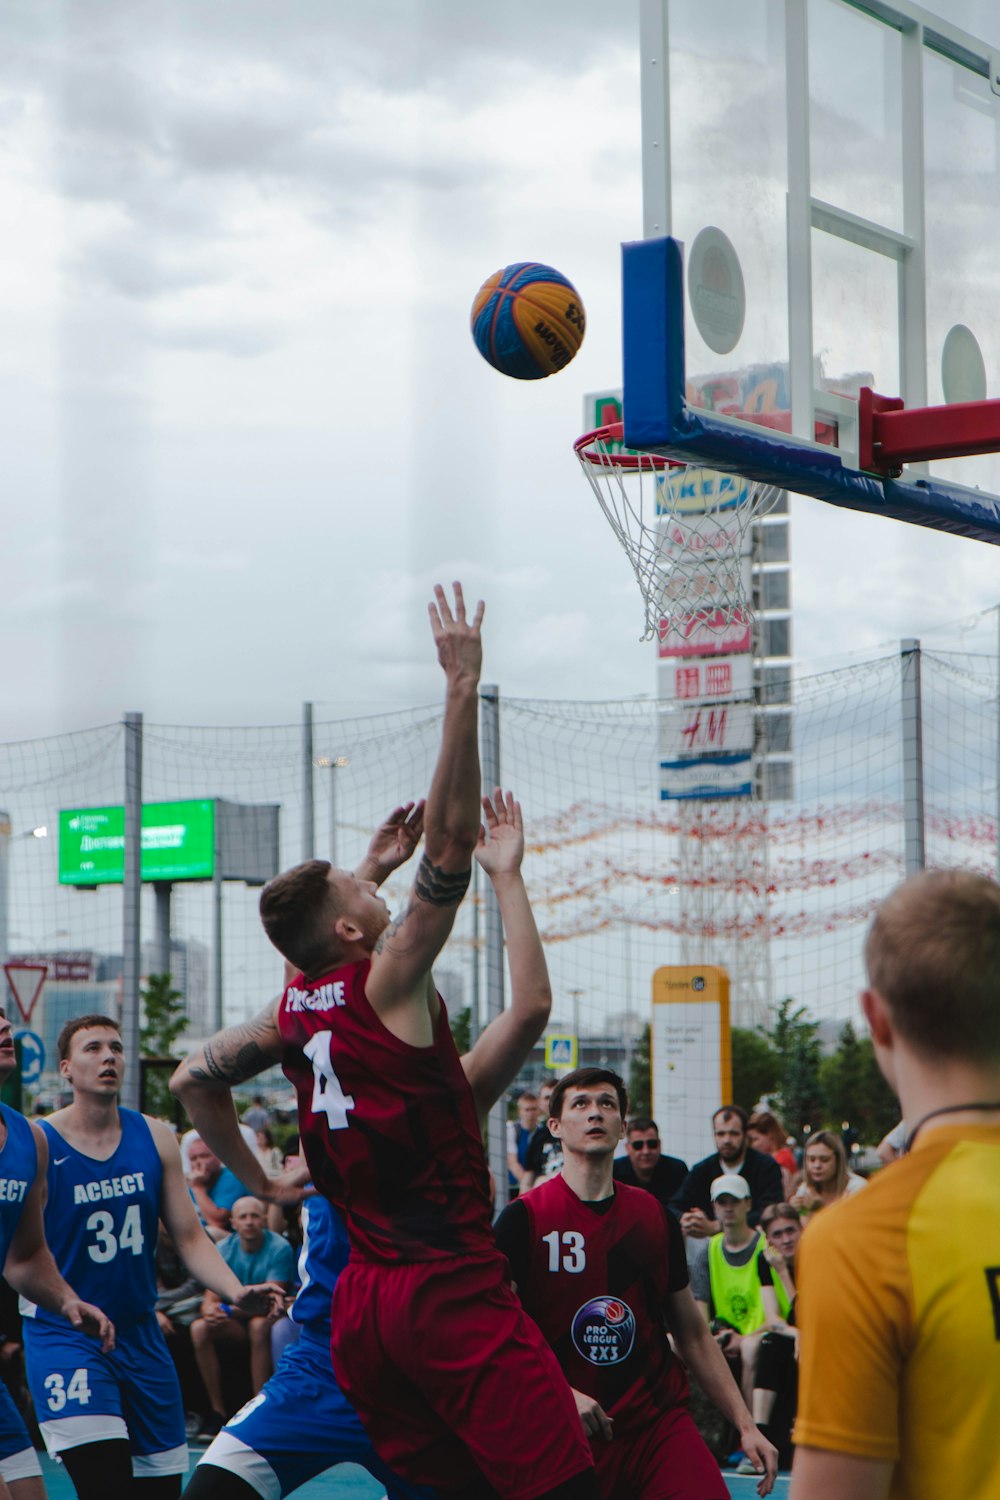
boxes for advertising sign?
[659,655,753,704]
[59,801,216,886]
[659,704,755,760]
[658,610,752,658]
[659,752,753,801]
[652,965,731,1168]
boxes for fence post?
[121,712,143,1110]
[479,683,508,1210]
[900,639,925,876]
[302,703,315,862]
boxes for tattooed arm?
[169,999,288,1202]
[366,583,483,1040]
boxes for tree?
[451,1006,472,1057]
[768,998,823,1138]
[140,973,188,1121]
[819,1021,901,1144]
[627,1023,651,1118]
[731,1027,780,1113]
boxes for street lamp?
[314,757,349,866]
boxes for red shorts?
[593,1404,728,1500]
[331,1253,593,1498]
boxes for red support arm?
[859,386,1000,476]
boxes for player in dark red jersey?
[172,584,598,1500]
[495,1067,778,1500]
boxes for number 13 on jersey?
[304,1032,356,1130]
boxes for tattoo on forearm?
[187,1012,279,1085]
[414,854,471,907]
[374,911,416,955]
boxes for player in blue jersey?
[0,1009,114,1500]
[186,1190,434,1500]
[21,1015,286,1500]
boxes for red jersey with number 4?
[496,1174,689,1437]
[278,958,496,1264]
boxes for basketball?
[470,262,586,380]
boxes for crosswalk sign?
[545,1034,578,1072]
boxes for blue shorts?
[0,1380,41,1484]
[197,1328,434,1500]
[23,1313,186,1475]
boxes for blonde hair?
[805,1131,849,1198]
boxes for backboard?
[629,0,1000,541]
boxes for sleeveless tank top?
[708,1230,768,1335]
[0,1106,36,1263]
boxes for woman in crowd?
[747,1110,798,1197]
[790,1129,866,1217]
[748,1203,804,1471]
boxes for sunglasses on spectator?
[629,1138,659,1150]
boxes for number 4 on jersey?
[304,1032,356,1130]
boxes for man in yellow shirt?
[791,869,1000,1500]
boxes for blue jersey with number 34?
[34,1109,162,1329]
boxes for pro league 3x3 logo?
[571,1297,637,1365]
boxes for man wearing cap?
[671,1106,783,1241]
[691,1175,783,1406]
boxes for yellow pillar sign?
[545,1034,578,1073]
[651,966,731,1167]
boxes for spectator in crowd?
[187,1136,254,1240]
[519,1078,563,1189]
[506,1089,539,1194]
[789,1130,866,1219]
[671,1106,783,1239]
[242,1096,271,1136]
[746,1112,798,1197]
[155,1221,209,1435]
[612,1116,687,1208]
[752,1204,803,1470]
[253,1127,283,1179]
[190,1197,296,1441]
[875,1119,906,1165]
[182,1122,259,1175]
[690,1176,782,1408]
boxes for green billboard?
[59,800,216,886]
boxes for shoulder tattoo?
[413,854,471,908]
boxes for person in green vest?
[696,1174,783,1408]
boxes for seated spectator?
[506,1089,539,1195]
[612,1116,687,1207]
[190,1197,296,1440]
[518,1079,563,1190]
[242,1094,271,1135]
[671,1105,784,1241]
[187,1135,254,1240]
[155,1221,209,1433]
[790,1129,866,1218]
[690,1175,782,1407]
[752,1203,803,1470]
[747,1110,798,1196]
[876,1118,906,1164]
[254,1125,284,1178]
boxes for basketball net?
[3,962,47,1024]
[574,423,782,643]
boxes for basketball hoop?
[574,422,783,643]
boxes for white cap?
[710,1172,751,1202]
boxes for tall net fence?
[0,640,996,1123]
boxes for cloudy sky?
[2,0,999,740]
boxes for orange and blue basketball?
[470,263,586,380]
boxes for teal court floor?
[36,1449,792,1497]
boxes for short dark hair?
[760,1202,802,1231]
[259,859,339,973]
[548,1068,628,1122]
[713,1104,748,1130]
[58,1014,120,1062]
[626,1116,659,1138]
[866,869,1000,1061]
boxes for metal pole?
[121,712,143,1111]
[302,703,315,862]
[479,683,507,1210]
[212,803,224,1033]
[153,883,172,976]
[470,862,481,1047]
[0,812,10,980]
[329,764,337,868]
[900,639,926,876]
[996,605,1000,883]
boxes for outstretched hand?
[361,801,426,881]
[232,1282,287,1320]
[428,582,484,684]
[474,790,524,878]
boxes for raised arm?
[461,790,552,1121]
[366,583,484,1028]
[170,998,286,1202]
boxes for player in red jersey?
[495,1067,778,1500]
[172,584,598,1500]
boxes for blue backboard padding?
[621,237,1000,544]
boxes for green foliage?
[767,998,823,1138]
[819,1021,899,1143]
[452,1006,472,1057]
[627,1024,651,1117]
[139,973,188,1123]
[731,1027,780,1113]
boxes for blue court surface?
[36,1449,792,1497]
